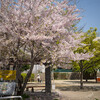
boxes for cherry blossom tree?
[52,31,94,89]
[0,0,92,93]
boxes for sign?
[0,70,16,80]
[0,82,16,96]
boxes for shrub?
[54,72,59,79]
[22,93,29,100]
[54,72,67,80]
[60,73,66,79]
[21,73,34,82]
[21,73,27,81]
[29,74,34,82]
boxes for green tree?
[73,27,100,88]
[21,65,30,72]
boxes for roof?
[53,69,72,72]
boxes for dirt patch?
[56,86,100,92]
[55,80,100,100]
[25,80,100,100]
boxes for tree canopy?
[0,0,96,93]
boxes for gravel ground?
[54,80,100,100]
[25,80,100,100]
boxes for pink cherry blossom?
[0,0,93,65]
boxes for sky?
[76,0,100,36]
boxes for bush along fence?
[21,73,34,82]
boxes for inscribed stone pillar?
[45,66,51,93]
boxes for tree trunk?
[14,60,23,95]
[86,78,88,82]
[16,66,23,95]
[16,46,34,95]
[91,67,97,83]
[85,72,88,82]
[79,60,84,89]
[21,63,34,94]
[21,47,34,95]
[94,71,97,83]
[45,66,51,93]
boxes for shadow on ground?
[63,80,100,84]
[24,91,60,100]
[56,86,100,92]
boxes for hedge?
[21,73,34,82]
